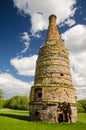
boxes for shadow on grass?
[0,113,30,121]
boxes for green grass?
[0,109,86,130]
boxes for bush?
[0,99,3,109]
[77,101,85,113]
[78,99,86,112]
[77,99,86,113]
[0,89,3,109]
[4,95,29,110]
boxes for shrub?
[0,99,3,109]
[78,99,86,112]
[0,89,3,109]
[77,101,85,113]
[4,95,29,110]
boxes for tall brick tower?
[29,15,77,123]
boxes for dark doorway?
[35,111,39,116]
[34,111,40,121]
[58,113,63,123]
[63,109,68,122]
[58,102,71,123]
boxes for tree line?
[77,99,86,113]
[0,89,86,112]
[0,94,29,110]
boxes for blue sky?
[0,0,86,99]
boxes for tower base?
[29,102,77,123]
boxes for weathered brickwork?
[29,15,77,123]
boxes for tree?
[4,95,29,110]
[78,99,86,112]
[77,101,85,113]
[0,89,3,109]
[0,89,2,98]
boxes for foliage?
[3,95,29,110]
[77,101,85,113]
[0,109,86,130]
[0,99,3,109]
[0,89,3,98]
[0,89,3,109]
[77,99,86,113]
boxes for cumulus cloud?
[0,73,33,99]
[20,32,30,53]
[10,55,38,76]
[62,24,86,99]
[65,19,76,27]
[59,19,76,27]
[13,0,77,34]
[62,24,86,53]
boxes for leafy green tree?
[0,89,2,98]
[78,99,86,112]
[0,89,3,109]
[4,95,29,110]
[77,101,85,113]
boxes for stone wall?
[29,102,77,123]
[34,43,72,86]
[30,86,76,103]
[29,104,58,122]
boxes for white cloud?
[10,55,38,76]
[59,18,76,27]
[20,32,30,53]
[65,19,76,27]
[62,25,86,53]
[0,73,33,99]
[13,0,77,34]
[62,24,86,99]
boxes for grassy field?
[0,109,86,130]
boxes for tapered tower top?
[49,14,57,22]
[45,14,61,42]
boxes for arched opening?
[57,102,71,123]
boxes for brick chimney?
[45,14,61,42]
[29,14,77,123]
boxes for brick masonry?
[29,15,77,123]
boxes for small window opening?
[35,88,42,101]
[60,73,64,76]
[38,92,42,98]
[35,111,39,116]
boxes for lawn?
[0,109,86,130]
